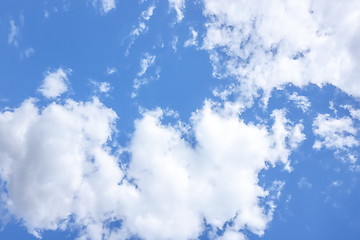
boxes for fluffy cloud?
[0,95,304,240]
[0,97,121,239]
[38,68,70,99]
[109,102,304,239]
[201,0,360,103]
[313,114,359,150]
[313,113,359,165]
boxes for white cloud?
[0,97,121,239]
[0,96,304,239]
[126,5,156,56]
[93,0,116,14]
[109,103,304,239]
[184,27,198,47]
[168,0,185,22]
[137,54,156,77]
[289,92,311,112]
[131,54,158,98]
[92,80,111,93]
[298,177,312,189]
[38,68,70,99]
[8,20,19,46]
[342,105,360,120]
[313,113,359,151]
[201,0,360,103]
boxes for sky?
[0,0,360,240]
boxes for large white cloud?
[0,96,304,239]
[110,102,304,239]
[201,0,360,103]
[0,97,123,239]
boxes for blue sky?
[0,0,360,240]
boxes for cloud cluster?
[313,114,358,150]
[313,113,359,164]
[201,0,360,103]
[0,94,304,239]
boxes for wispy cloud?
[298,177,312,189]
[184,27,198,48]
[126,5,156,56]
[289,92,311,112]
[105,66,117,75]
[168,0,185,22]
[93,0,116,14]
[23,48,35,58]
[132,54,158,98]
[8,20,19,46]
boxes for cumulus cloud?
[168,0,185,22]
[0,93,304,240]
[313,114,359,150]
[38,68,70,99]
[201,0,360,103]
[0,97,121,239]
[109,103,304,239]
